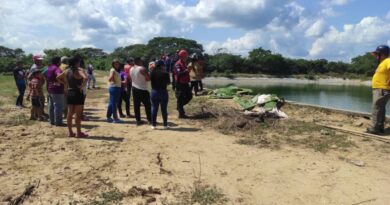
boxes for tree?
[350,53,377,75]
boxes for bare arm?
[140,67,150,81]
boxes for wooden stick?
[317,123,390,143]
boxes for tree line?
[0,37,377,77]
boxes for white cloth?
[130,65,148,90]
[256,94,272,104]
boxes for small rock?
[348,159,365,167]
[20,133,29,137]
[60,147,65,151]
[320,129,330,135]
[331,145,338,149]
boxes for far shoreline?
[203,76,372,87]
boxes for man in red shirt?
[174,49,193,118]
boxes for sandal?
[76,132,89,138]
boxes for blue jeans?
[151,89,169,126]
[16,82,26,106]
[49,93,64,125]
[107,86,121,119]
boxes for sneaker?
[107,118,114,123]
[151,126,156,130]
[113,119,124,123]
[136,121,144,126]
[163,125,170,130]
[119,114,126,118]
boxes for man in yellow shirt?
[367,45,390,134]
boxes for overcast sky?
[1,0,390,61]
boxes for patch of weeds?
[85,188,124,205]
[177,182,228,205]
[0,113,35,126]
[291,133,356,153]
[236,138,256,145]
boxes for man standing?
[124,58,134,117]
[29,55,48,118]
[46,57,65,126]
[174,49,192,119]
[367,45,390,135]
[130,57,152,125]
[87,63,96,89]
[13,60,27,108]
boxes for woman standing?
[106,59,124,123]
[57,57,88,138]
[117,64,131,118]
[150,60,171,129]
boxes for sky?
[1,0,390,62]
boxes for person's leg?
[141,90,152,123]
[48,95,55,125]
[199,80,203,91]
[151,90,159,127]
[40,95,46,116]
[117,90,124,117]
[67,105,75,136]
[124,89,131,117]
[107,87,114,119]
[133,88,142,122]
[171,73,176,90]
[92,75,96,88]
[16,83,25,106]
[112,87,121,120]
[176,84,185,116]
[127,82,132,116]
[370,89,389,132]
[75,105,84,136]
[52,94,64,125]
[161,90,169,126]
[183,84,193,106]
[87,75,91,89]
[63,92,68,118]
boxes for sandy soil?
[0,74,389,205]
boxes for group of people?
[13,55,96,138]
[106,49,205,129]
[13,48,205,137]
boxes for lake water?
[204,78,378,114]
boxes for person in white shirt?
[130,57,152,125]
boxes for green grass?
[0,74,18,105]
[85,188,124,205]
[176,182,228,205]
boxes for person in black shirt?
[13,60,27,108]
[150,60,171,129]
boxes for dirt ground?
[1,74,390,205]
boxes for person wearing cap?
[106,59,124,123]
[130,57,152,125]
[150,60,171,129]
[29,55,48,118]
[28,69,44,121]
[174,49,193,118]
[367,45,390,135]
[46,56,65,126]
[13,60,27,108]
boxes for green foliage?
[0,40,381,76]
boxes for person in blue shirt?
[13,60,27,108]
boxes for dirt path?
[1,74,390,205]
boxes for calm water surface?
[205,80,380,114]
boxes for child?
[28,69,44,120]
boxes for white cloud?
[309,17,390,60]
[386,11,390,19]
[305,19,329,38]
[322,0,349,6]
